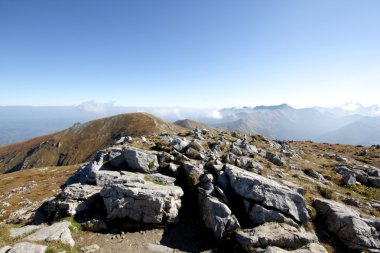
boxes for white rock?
[25,221,75,247]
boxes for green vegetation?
[62,217,83,234]
[317,186,336,200]
[143,176,168,186]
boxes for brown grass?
[0,113,186,173]
[0,165,78,223]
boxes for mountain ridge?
[0,112,184,173]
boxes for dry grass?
[0,113,186,173]
[0,165,78,223]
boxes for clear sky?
[0,0,379,108]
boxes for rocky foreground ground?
[0,128,379,253]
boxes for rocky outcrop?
[314,198,380,252]
[235,223,318,251]
[225,165,309,224]
[25,221,75,247]
[334,165,380,188]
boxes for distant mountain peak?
[254,103,294,110]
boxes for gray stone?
[244,202,299,228]
[8,242,47,253]
[100,180,183,224]
[108,148,125,168]
[266,152,286,166]
[314,198,380,251]
[25,221,75,247]
[342,174,356,186]
[182,161,204,187]
[335,155,348,163]
[170,138,189,152]
[334,166,369,184]
[369,177,380,188]
[230,145,243,156]
[225,165,309,224]
[236,157,263,174]
[10,225,43,238]
[365,166,380,177]
[235,223,317,251]
[185,147,203,160]
[257,243,328,253]
[303,168,326,182]
[59,183,102,216]
[198,188,240,239]
[124,147,159,173]
[187,140,203,152]
[80,244,100,253]
[0,246,12,253]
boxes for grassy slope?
[0,165,78,224]
[0,113,184,173]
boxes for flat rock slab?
[10,225,43,238]
[7,242,47,253]
[257,243,328,253]
[235,223,318,251]
[25,221,75,247]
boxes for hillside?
[173,119,214,131]
[0,113,184,173]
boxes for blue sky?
[0,0,379,108]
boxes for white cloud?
[79,100,115,114]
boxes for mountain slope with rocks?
[0,113,184,174]
[1,122,379,253]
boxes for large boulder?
[124,147,159,173]
[59,183,102,216]
[198,188,240,239]
[225,165,309,224]
[235,223,318,251]
[100,178,183,224]
[314,198,380,252]
[25,221,75,247]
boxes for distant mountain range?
[0,103,379,146]
[201,103,380,146]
